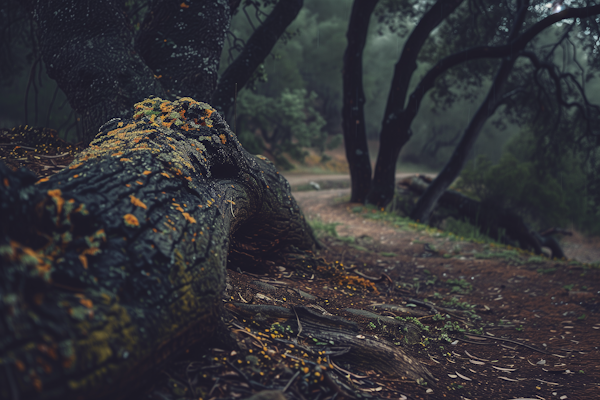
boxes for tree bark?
[136,0,231,103]
[366,0,464,206]
[212,0,304,116]
[30,0,167,145]
[341,0,379,204]
[0,97,317,400]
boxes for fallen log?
[0,97,318,399]
[404,175,566,259]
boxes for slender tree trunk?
[410,57,517,223]
[341,0,379,203]
[136,0,231,103]
[30,0,167,145]
[367,0,464,206]
[0,97,317,400]
[212,0,304,116]
[411,1,530,223]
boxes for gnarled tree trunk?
[0,97,317,400]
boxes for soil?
[151,185,600,400]
[2,130,600,400]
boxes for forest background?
[1,0,599,237]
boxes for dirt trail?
[282,172,433,189]
[290,180,600,264]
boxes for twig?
[207,377,220,398]
[328,356,367,379]
[353,270,383,282]
[282,370,300,393]
[408,298,439,314]
[460,333,548,354]
[292,306,302,344]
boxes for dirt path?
[291,180,600,264]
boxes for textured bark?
[136,0,231,103]
[366,0,464,206]
[212,0,304,116]
[30,0,167,144]
[341,0,378,204]
[0,97,316,400]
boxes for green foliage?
[457,130,600,235]
[235,88,327,169]
[446,279,473,294]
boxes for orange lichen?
[32,375,42,392]
[3,178,9,188]
[36,177,50,184]
[219,134,227,144]
[15,360,25,372]
[136,180,143,185]
[37,344,58,360]
[123,214,139,227]
[79,298,93,309]
[47,189,64,217]
[161,172,171,178]
[180,2,189,8]
[142,170,152,175]
[69,162,83,169]
[130,194,147,209]
[182,213,196,224]
[78,254,88,269]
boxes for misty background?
[0,0,524,170]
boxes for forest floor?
[2,128,600,400]
[150,183,600,400]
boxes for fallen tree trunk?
[0,97,317,400]
[405,176,566,259]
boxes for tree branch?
[212,0,303,116]
[402,3,600,124]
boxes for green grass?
[307,218,340,238]
[443,217,503,244]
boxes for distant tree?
[235,88,328,169]
[10,0,303,144]
[342,0,600,220]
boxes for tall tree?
[23,0,302,144]
[341,0,379,203]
